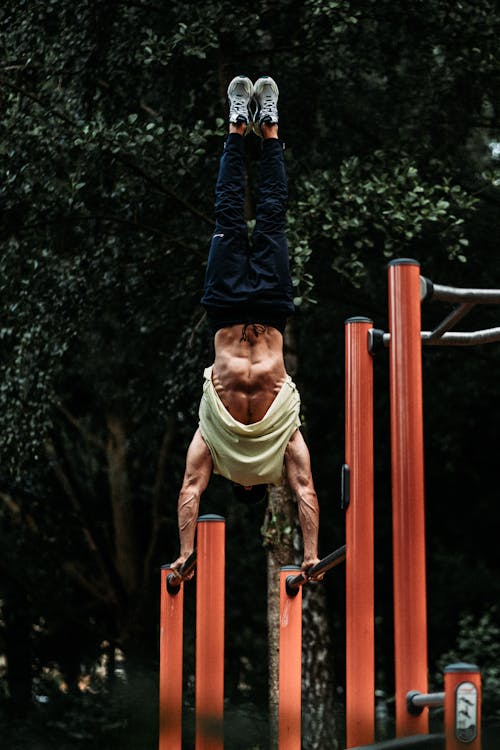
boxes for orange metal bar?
[345,317,375,748]
[196,515,225,750]
[159,565,184,750]
[278,566,303,750]
[444,663,481,750]
[388,259,428,736]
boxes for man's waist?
[205,306,288,335]
[213,322,284,348]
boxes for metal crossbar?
[285,544,347,596]
[421,277,500,305]
[348,734,445,749]
[420,275,500,345]
[372,277,500,348]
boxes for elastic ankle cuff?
[262,137,285,151]
[225,132,245,151]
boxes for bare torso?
[212,324,287,424]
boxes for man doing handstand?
[170,75,320,577]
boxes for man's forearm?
[172,428,212,571]
[284,430,321,568]
[297,488,320,562]
[178,488,201,557]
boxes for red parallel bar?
[159,565,184,750]
[345,317,375,748]
[279,566,303,750]
[444,663,481,750]
[388,259,428,736]
[196,515,225,750]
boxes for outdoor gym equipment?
[338,260,485,748]
[160,515,225,750]
[159,258,491,749]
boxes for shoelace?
[259,93,277,120]
[232,95,246,108]
[230,90,249,116]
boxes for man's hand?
[301,555,324,581]
[169,553,195,581]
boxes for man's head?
[232,483,268,505]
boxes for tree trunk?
[264,321,338,749]
[262,477,296,750]
[3,587,32,717]
[106,413,140,597]
[302,583,339,750]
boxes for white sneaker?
[253,76,279,137]
[227,75,254,133]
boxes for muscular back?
[211,324,287,424]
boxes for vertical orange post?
[196,514,225,750]
[344,317,375,748]
[444,664,481,750]
[159,565,184,750]
[278,566,303,750]
[388,259,428,736]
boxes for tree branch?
[143,415,177,579]
[0,491,39,534]
[55,403,105,450]
[0,76,214,227]
[62,561,114,603]
[45,438,122,605]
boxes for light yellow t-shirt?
[198,365,301,486]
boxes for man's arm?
[284,429,321,574]
[169,428,213,578]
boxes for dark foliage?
[1,0,500,747]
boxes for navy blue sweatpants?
[200,133,295,333]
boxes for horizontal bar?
[286,544,346,595]
[349,734,445,749]
[407,690,445,716]
[422,328,500,345]
[422,277,500,304]
[179,549,197,578]
[379,329,500,347]
[165,549,197,593]
[410,692,444,707]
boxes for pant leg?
[247,138,295,316]
[200,133,251,312]
[213,133,247,231]
[255,137,288,234]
